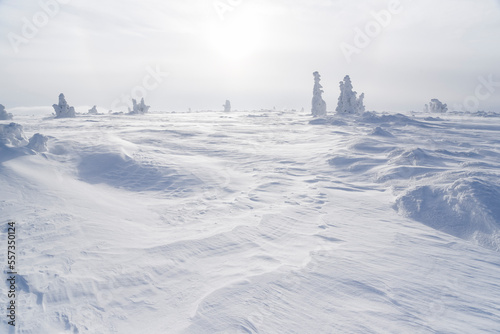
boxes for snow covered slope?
[1,110,499,333]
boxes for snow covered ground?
[1,109,500,333]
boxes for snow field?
[0,109,499,333]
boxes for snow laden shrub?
[311,71,327,117]
[0,123,49,154]
[88,105,98,115]
[53,93,76,118]
[336,75,365,114]
[0,123,28,147]
[0,104,13,120]
[424,99,448,113]
[27,133,49,152]
[223,100,231,112]
[128,98,150,114]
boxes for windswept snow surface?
[1,110,500,333]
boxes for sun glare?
[205,13,266,63]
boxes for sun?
[204,12,266,63]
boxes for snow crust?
[1,109,500,333]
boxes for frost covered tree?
[53,93,76,118]
[223,100,231,112]
[336,75,365,114]
[0,123,28,147]
[311,71,327,117]
[424,99,448,113]
[128,98,150,114]
[27,133,49,152]
[88,105,98,114]
[0,104,13,120]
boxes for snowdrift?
[395,175,500,251]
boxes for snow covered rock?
[27,133,49,152]
[128,98,150,114]
[88,105,98,115]
[311,71,327,117]
[53,93,76,118]
[223,100,231,112]
[0,104,13,120]
[0,123,28,147]
[335,75,365,114]
[424,99,448,113]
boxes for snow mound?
[27,133,49,152]
[0,122,28,147]
[388,148,445,167]
[0,104,13,120]
[395,176,500,251]
[77,151,199,193]
[369,127,394,137]
[359,112,423,126]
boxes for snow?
[311,71,327,117]
[0,104,13,120]
[336,75,365,114]
[425,99,448,113]
[53,93,76,118]
[1,109,500,333]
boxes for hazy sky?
[1,0,499,113]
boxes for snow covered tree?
[424,99,448,113]
[88,105,98,114]
[27,133,49,152]
[53,93,76,118]
[336,75,365,114]
[223,100,231,112]
[0,104,13,120]
[128,98,150,114]
[0,123,28,147]
[311,71,327,117]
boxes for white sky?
[1,0,499,113]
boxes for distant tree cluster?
[311,72,365,117]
